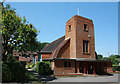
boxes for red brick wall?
[65,15,95,59]
[54,60,75,74]
[57,40,70,58]
[42,53,51,58]
[19,56,30,61]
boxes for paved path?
[49,74,119,82]
[29,70,119,83]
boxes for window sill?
[83,52,90,55]
[84,30,88,32]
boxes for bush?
[2,61,26,82]
[2,55,27,82]
[113,66,120,71]
[26,63,31,68]
[26,63,35,69]
[2,63,11,82]
[37,61,53,75]
[32,63,35,68]
[24,69,38,82]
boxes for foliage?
[2,54,38,82]
[2,55,26,82]
[96,54,119,65]
[113,66,120,71]
[109,55,118,65]
[37,61,53,75]
[114,55,120,58]
[26,63,35,69]
[31,63,35,68]
[29,63,35,68]
[103,57,110,61]
[36,62,40,73]
[24,70,38,82]
[2,63,11,82]
[102,55,118,65]
[2,4,38,61]
[97,54,103,60]
[26,63,31,68]
[26,41,49,52]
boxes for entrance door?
[33,55,36,64]
[88,62,93,74]
[79,62,84,73]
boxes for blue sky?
[5,2,118,57]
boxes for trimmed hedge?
[2,61,26,82]
[2,55,27,82]
[37,61,53,75]
[113,66,120,71]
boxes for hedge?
[2,61,26,82]
[37,61,53,75]
[2,54,27,82]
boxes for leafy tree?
[114,55,120,58]
[2,4,38,61]
[25,41,49,52]
[97,54,103,60]
[103,55,118,65]
[109,55,118,65]
[103,57,110,61]
[37,42,49,51]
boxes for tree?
[37,42,49,51]
[24,41,49,52]
[103,55,118,65]
[2,4,38,61]
[109,55,118,65]
[103,57,110,61]
[97,54,103,60]
[114,55,120,58]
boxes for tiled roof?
[13,50,38,61]
[40,36,65,53]
[50,38,70,58]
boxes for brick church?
[40,15,112,75]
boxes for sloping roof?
[13,50,38,61]
[50,38,70,58]
[40,36,65,53]
[13,50,37,56]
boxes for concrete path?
[28,70,119,83]
[49,74,119,82]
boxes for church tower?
[65,15,95,59]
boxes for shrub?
[26,63,35,69]
[26,63,31,68]
[24,69,38,82]
[113,66,120,71]
[36,62,40,73]
[32,63,35,68]
[2,63,11,82]
[2,55,26,82]
[37,61,53,75]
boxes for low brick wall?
[54,60,75,74]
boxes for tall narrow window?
[84,24,88,32]
[64,61,67,67]
[84,24,87,30]
[86,41,88,52]
[68,25,71,32]
[83,40,85,52]
[68,62,71,67]
[83,40,89,53]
